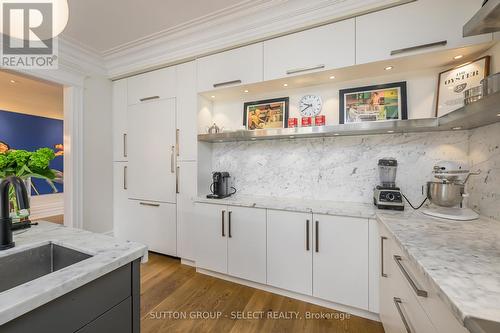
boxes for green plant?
[0,148,58,217]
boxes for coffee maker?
[207,172,235,199]
[373,158,405,210]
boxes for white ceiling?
[62,0,247,53]
[0,71,64,120]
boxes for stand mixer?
[423,161,481,221]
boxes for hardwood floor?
[141,253,385,333]
[34,215,64,225]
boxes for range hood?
[463,0,500,37]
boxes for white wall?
[82,76,113,233]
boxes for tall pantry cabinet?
[113,62,197,259]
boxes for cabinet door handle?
[315,221,319,253]
[394,255,428,297]
[221,210,226,237]
[306,220,310,251]
[228,211,232,238]
[286,64,325,75]
[123,166,128,190]
[170,146,175,173]
[381,236,388,277]
[123,133,127,158]
[139,96,160,102]
[140,202,160,207]
[213,79,242,88]
[390,40,447,56]
[176,166,180,194]
[176,129,180,157]
[393,298,412,333]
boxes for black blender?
[373,158,404,210]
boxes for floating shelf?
[198,91,500,143]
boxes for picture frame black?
[243,97,289,130]
[339,82,408,124]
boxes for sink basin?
[0,243,92,293]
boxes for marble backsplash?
[212,131,471,205]
[468,122,500,221]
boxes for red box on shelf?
[288,118,298,128]
[315,115,325,126]
[301,117,312,127]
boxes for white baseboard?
[180,258,196,267]
[102,230,114,236]
[30,193,64,220]
[197,268,380,322]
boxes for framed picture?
[339,82,407,124]
[436,56,490,117]
[243,97,289,130]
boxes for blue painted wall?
[0,110,63,195]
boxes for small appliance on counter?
[423,161,481,221]
[373,158,405,210]
[207,172,236,199]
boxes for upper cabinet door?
[112,80,128,162]
[264,19,355,81]
[196,43,263,92]
[127,98,177,203]
[127,66,176,105]
[356,0,492,65]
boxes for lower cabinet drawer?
[76,298,132,333]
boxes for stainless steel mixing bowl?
[426,182,464,207]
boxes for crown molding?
[104,0,413,79]
[58,36,107,76]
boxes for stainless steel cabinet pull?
[394,255,428,297]
[306,220,310,251]
[381,236,388,277]
[140,202,160,207]
[315,221,319,253]
[139,96,160,102]
[176,129,180,157]
[390,40,447,56]
[213,79,242,88]
[394,298,412,333]
[123,133,127,158]
[123,166,128,190]
[228,211,232,238]
[221,210,226,237]
[170,146,175,173]
[176,166,180,194]
[286,64,325,75]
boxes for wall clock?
[299,95,322,117]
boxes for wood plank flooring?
[141,253,385,333]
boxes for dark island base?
[1,259,141,333]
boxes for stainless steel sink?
[0,243,92,293]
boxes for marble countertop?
[195,195,378,219]
[0,222,147,326]
[377,212,500,326]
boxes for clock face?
[299,95,322,117]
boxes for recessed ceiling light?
[289,135,295,139]
[497,113,500,117]
[384,66,393,71]
[329,76,336,80]
[453,55,463,60]
[211,95,215,99]
[387,130,395,133]
[9,80,16,84]
[452,126,462,130]
[283,83,288,87]
[251,138,256,141]
[244,90,249,93]
[334,133,340,136]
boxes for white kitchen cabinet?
[264,19,355,81]
[127,98,177,203]
[177,161,197,261]
[113,162,129,236]
[267,210,313,295]
[227,206,267,284]
[128,200,177,256]
[313,214,369,310]
[356,0,492,65]
[196,43,263,92]
[176,61,198,161]
[127,66,176,105]
[194,203,228,274]
[112,80,128,162]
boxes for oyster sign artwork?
[0,0,69,69]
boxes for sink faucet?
[0,176,30,250]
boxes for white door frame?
[14,67,85,229]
